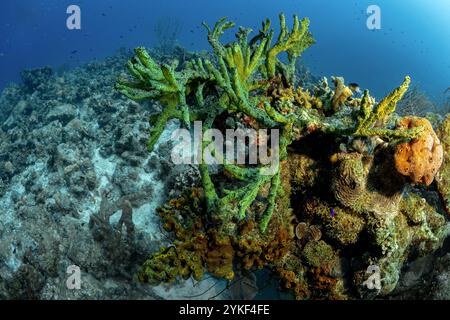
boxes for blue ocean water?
[0,0,449,103]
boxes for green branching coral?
[116,47,192,150]
[116,13,423,235]
[117,13,314,233]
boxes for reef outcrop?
[115,12,449,300]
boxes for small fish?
[0,53,4,57]
[101,13,106,17]
[348,83,361,93]
[330,208,335,217]
[70,50,78,54]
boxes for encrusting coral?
[117,12,449,299]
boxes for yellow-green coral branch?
[260,171,281,233]
[266,13,314,78]
[355,76,411,135]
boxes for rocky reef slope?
[0,49,231,299]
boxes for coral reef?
[117,13,420,234]
[116,12,449,300]
[0,10,448,300]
